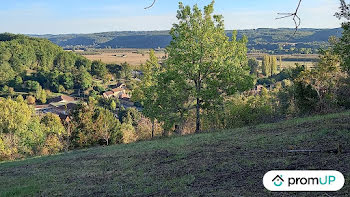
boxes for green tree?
[248,58,259,77]
[0,62,15,86]
[163,1,253,132]
[75,56,92,71]
[0,98,33,134]
[13,76,23,90]
[120,62,132,80]
[271,56,278,75]
[335,0,350,74]
[133,49,161,137]
[41,113,66,137]
[70,103,96,147]
[110,100,117,111]
[121,123,137,144]
[60,73,74,90]
[94,108,121,145]
[91,60,108,79]
[262,55,271,77]
[54,51,76,72]
[77,68,93,90]
[26,80,41,91]
[279,56,283,69]
[296,49,341,112]
[35,86,47,104]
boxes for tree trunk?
[151,119,155,138]
[196,97,201,133]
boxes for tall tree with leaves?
[262,55,271,77]
[271,56,278,75]
[248,58,259,77]
[296,49,341,112]
[164,1,253,132]
[133,49,161,137]
[335,0,350,74]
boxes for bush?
[27,95,36,105]
[0,98,67,160]
[121,123,137,144]
[25,80,41,91]
[0,134,19,161]
[203,93,276,130]
[41,136,64,155]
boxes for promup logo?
[263,171,345,191]
[272,175,284,187]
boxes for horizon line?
[1,27,342,36]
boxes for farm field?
[256,60,315,70]
[279,61,315,69]
[1,111,349,196]
[79,49,165,66]
[80,49,317,69]
[250,53,318,69]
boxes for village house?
[103,88,126,99]
[47,95,75,103]
[103,91,114,98]
[103,83,127,99]
[35,94,79,120]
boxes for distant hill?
[31,28,343,54]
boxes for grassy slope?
[0,112,350,196]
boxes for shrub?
[27,95,36,105]
[121,123,137,144]
[41,135,64,155]
[203,93,276,130]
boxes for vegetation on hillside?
[0,33,93,94]
[0,111,349,196]
[0,1,349,196]
[0,0,350,167]
[0,97,66,160]
[32,28,342,54]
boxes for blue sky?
[0,0,343,34]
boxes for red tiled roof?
[48,95,75,103]
[112,88,124,93]
[103,91,114,96]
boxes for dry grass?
[82,50,317,71]
[280,61,315,69]
[257,60,315,69]
[81,50,165,66]
[1,111,349,196]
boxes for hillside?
[31,28,343,53]
[0,111,349,196]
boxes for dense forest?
[31,28,342,54]
[0,33,152,161]
[0,33,94,94]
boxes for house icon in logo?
[272,175,284,187]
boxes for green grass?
[1,112,350,196]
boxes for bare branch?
[335,0,350,20]
[276,0,303,36]
[145,0,157,9]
